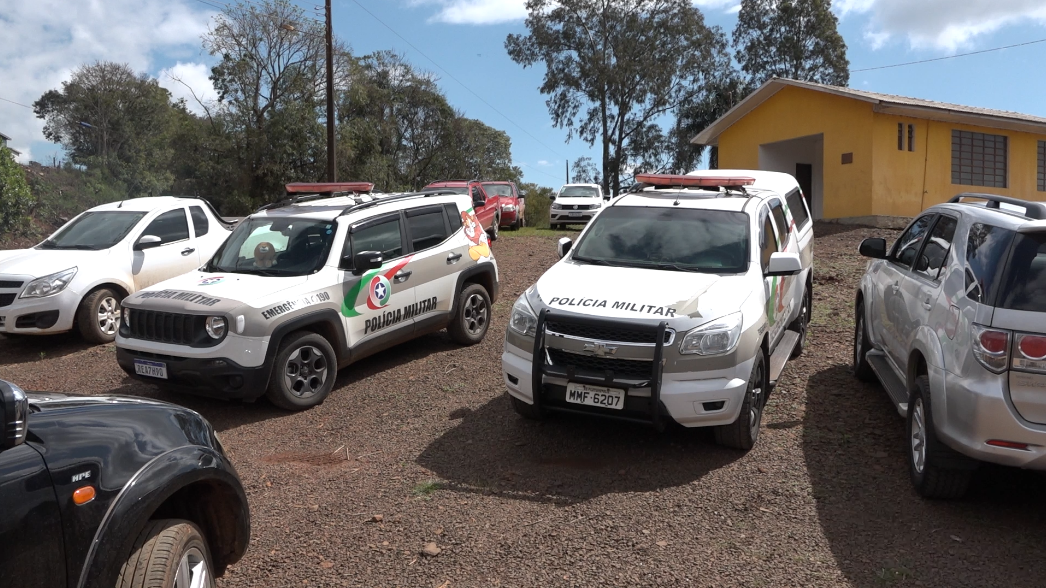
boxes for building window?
[907,124,915,152]
[1038,140,1045,192]
[952,130,1007,188]
[898,123,903,150]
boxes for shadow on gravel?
[0,332,95,366]
[804,364,1046,588]
[417,394,742,505]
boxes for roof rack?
[948,193,1046,220]
[336,188,463,217]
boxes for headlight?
[123,308,132,328]
[20,267,77,298]
[509,295,538,337]
[679,312,743,356]
[502,204,516,211]
[551,203,562,210]
[205,316,227,339]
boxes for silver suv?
[855,193,1046,498]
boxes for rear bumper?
[117,347,270,401]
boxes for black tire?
[488,216,499,241]
[117,519,214,588]
[510,395,545,420]
[853,301,876,382]
[265,331,337,410]
[448,283,491,345]
[77,287,122,344]
[788,285,811,359]
[510,217,520,230]
[715,352,767,451]
[907,375,976,499]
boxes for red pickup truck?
[423,180,503,240]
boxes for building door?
[795,163,813,212]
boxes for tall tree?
[506,0,730,195]
[0,146,33,236]
[733,0,849,86]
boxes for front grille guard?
[532,309,667,428]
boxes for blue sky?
[2,0,1046,188]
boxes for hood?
[124,270,309,313]
[0,248,111,278]
[554,197,603,207]
[28,393,168,412]
[534,260,752,323]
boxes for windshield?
[207,218,337,276]
[37,211,146,250]
[999,232,1046,312]
[572,207,750,273]
[482,184,514,197]
[560,186,600,198]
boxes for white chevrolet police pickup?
[502,171,814,449]
[115,183,499,410]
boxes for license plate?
[565,382,625,410]
[133,359,168,380]
[569,211,582,217]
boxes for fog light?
[229,375,243,389]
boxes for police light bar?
[286,182,374,194]
[635,173,755,188]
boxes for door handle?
[393,270,412,284]
[447,252,462,264]
[181,248,195,256]
[922,297,933,310]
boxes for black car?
[0,379,249,588]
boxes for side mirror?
[134,235,162,251]
[472,192,486,207]
[352,250,383,275]
[859,237,887,259]
[557,237,573,259]
[0,380,28,450]
[765,252,802,276]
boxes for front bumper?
[550,210,596,224]
[0,287,79,335]
[499,208,519,226]
[117,347,270,401]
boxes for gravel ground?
[4,223,1046,587]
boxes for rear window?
[999,232,1046,311]
[785,190,810,229]
[964,223,1016,305]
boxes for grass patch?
[412,479,442,497]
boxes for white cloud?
[0,0,213,161]
[838,0,1046,51]
[537,159,551,166]
[159,62,218,116]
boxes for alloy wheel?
[911,397,927,474]
[284,345,329,398]
[462,293,488,336]
[97,296,121,336]
[174,546,212,588]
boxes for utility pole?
[325,0,336,182]
[565,160,569,184]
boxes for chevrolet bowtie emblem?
[583,342,618,357]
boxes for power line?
[345,0,570,161]
[853,37,1046,72]
[0,96,33,109]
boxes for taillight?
[971,324,1010,373]
[1012,333,1046,374]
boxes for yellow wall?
[717,84,1046,218]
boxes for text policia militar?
[365,297,438,334]
[547,297,677,317]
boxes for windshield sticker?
[198,276,225,286]
[262,292,332,320]
[364,296,437,334]
[548,297,676,317]
[462,209,491,260]
[342,256,413,317]
[136,290,221,307]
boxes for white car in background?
[0,197,234,343]
[550,183,606,228]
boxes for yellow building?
[692,78,1046,225]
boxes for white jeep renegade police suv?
[115,183,499,410]
[503,171,814,449]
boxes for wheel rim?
[492,218,499,238]
[854,314,864,367]
[749,361,764,434]
[911,397,927,474]
[283,345,329,398]
[96,296,120,336]
[174,546,211,588]
[462,293,488,336]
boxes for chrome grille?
[127,310,200,345]
[546,320,672,345]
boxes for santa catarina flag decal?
[342,256,412,317]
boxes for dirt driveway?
[4,224,1046,587]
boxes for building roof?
[0,131,10,141]
[692,78,1046,146]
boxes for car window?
[999,231,1046,311]
[889,214,934,269]
[36,211,146,251]
[143,209,190,245]
[209,218,336,276]
[189,206,209,237]
[785,189,810,229]
[964,223,1016,304]
[769,199,790,241]
[470,186,485,202]
[560,186,600,198]
[444,203,462,231]
[914,216,957,281]
[760,209,778,271]
[352,217,404,261]
[406,208,449,252]
[481,184,514,197]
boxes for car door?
[339,213,416,351]
[131,207,200,290]
[188,204,227,261]
[902,214,958,362]
[768,197,800,325]
[403,204,459,333]
[758,204,787,349]
[784,187,814,269]
[469,184,494,230]
[874,214,936,372]
[0,441,65,587]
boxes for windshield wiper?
[571,255,612,266]
[50,244,99,250]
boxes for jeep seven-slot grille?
[0,294,15,308]
[128,310,200,345]
[546,320,671,344]
[546,348,652,380]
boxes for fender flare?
[453,264,499,310]
[911,325,948,425]
[77,445,250,588]
[263,308,350,372]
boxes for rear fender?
[910,326,948,424]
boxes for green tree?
[733,0,849,86]
[506,0,729,195]
[0,147,34,236]
[33,62,178,196]
[672,74,752,170]
[434,117,522,184]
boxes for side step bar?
[768,330,799,387]
[866,350,909,417]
